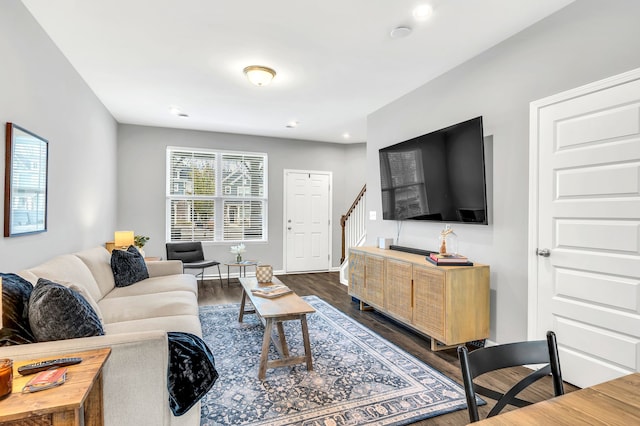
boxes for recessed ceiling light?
[243,65,276,86]
[286,121,299,128]
[342,132,351,139]
[413,4,433,20]
[390,26,412,39]
[169,106,189,118]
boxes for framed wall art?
[4,123,48,237]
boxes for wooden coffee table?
[238,276,316,379]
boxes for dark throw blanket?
[167,332,219,416]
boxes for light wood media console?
[348,246,490,351]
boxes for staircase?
[339,185,366,285]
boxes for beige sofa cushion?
[17,269,38,284]
[26,254,103,304]
[103,274,197,299]
[74,247,116,298]
[98,291,198,324]
[104,315,202,337]
[146,260,183,277]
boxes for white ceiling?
[22,0,574,143]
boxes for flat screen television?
[379,116,488,224]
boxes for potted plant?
[230,243,246,263]
[135,235,150,257]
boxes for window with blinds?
[167,147,267,242]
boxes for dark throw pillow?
[0,273,36,346]
[111,245,149,287]
[28,278,104,342]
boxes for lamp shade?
[114,231,134,248]
[243,65,276,86]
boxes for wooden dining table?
[474,372,640,425]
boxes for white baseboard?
[200,267,340,280]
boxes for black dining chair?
[457,330,565,422]
[165,241,223,285]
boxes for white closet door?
[530,68,640,388]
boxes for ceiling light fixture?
[342,132,351,139]
[413,4,433,20]
[390,26,412,39]
[243,65,276,86]
[169,106,189,118]
[286,121,299,128]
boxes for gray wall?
[117,124,366,270]
[366,0,640,344]
[0,0,117,271]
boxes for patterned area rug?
[199,295,472,425]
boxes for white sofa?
[0,246,203,426]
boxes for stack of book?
[251,284,292,299]
[426,253,473,266]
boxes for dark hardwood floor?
[198,272,577,425]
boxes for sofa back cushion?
[26,254,103,303]
[74,247,116,298]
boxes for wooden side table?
[225,260,258,285]
[0,348,111,426]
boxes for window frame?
[166,146,268,243]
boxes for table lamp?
[114,231,134,249]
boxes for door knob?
[536,248,551,257]
[287,227,292,230]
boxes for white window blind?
[167,147,267,242]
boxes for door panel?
[555,318,639,370]
[285,171,330,272]
[556,220,640,252]
[384,258,412,323]
[412,264,445,342]
[365,255,384,308]
[555,268,639,311]
[531,69,640,388]
[348,251,365,299]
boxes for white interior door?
[284,171,331,272]
[529,68,640,388]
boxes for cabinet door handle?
[411,279,414,308]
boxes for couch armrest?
[0,331,173,426]
[146,260,183,277]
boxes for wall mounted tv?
[379,116,488,224]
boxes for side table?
[0,347,111,426]
[224,260,258,286]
